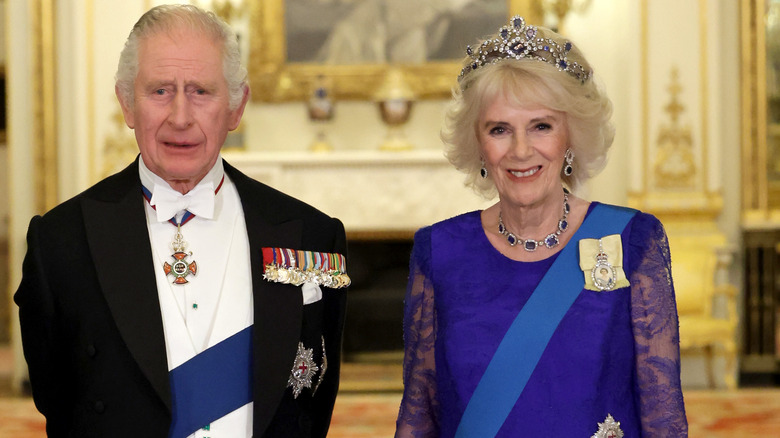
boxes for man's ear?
[115,85,135,129]
[228,85,250,131]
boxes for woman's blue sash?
[454,204,637,437]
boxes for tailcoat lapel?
[81,161,171,411]
[226,162,304,435]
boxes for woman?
[395,17,687,437]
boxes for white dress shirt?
[140,157,253,438]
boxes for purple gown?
[396,203,688,437]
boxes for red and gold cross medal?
[142,176,225,286]
[163,222,197,284]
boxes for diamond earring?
[563,148,574,176]
[480,159,488,179]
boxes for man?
[15,5,348,437]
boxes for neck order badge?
[163,224,198,285]
[142,176,225,284]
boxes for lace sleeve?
[395,227,439,438]
[628,214,688,436]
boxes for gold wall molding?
[32,0,58,214]
[630,0,722,221]
[654,67,696,189]
[86,0,96,184]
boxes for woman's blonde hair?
[443,27,614,198]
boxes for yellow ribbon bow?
[578,234,629,291]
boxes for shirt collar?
[138,156,225,196]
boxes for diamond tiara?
[458,16,592,88]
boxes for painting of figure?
[285,0,506,64]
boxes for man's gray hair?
[115,4,247,110]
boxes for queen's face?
[117,27,246,193]
[478,96,569,208]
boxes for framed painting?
[248,0,537,102]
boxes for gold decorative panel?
[31,0,58,213]
[653,67,697,190]
[629,0,722,221]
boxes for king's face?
[120,26,243,193]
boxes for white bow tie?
[150,182,216,223]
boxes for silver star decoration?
[287,342,319,399]
[592,414,624,438]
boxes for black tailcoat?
[15,159,348,437]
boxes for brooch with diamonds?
[591,414,624,438]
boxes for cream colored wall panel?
[56,0,91,201]
[8,0,39,394]
[0,0,6,64]
[646,0,705,193]
[565,0,636,205]
[91,1,146,180]
[712,0,741,245]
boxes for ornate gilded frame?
[741,0,780,220]
[247,0,537,102]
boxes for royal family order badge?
[578,235,629,292]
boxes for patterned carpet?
[1,361,779,436]
[3,388,780,437]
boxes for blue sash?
[454,204,637,437]
[168,326,253,438]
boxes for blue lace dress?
[395,203,688,437]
